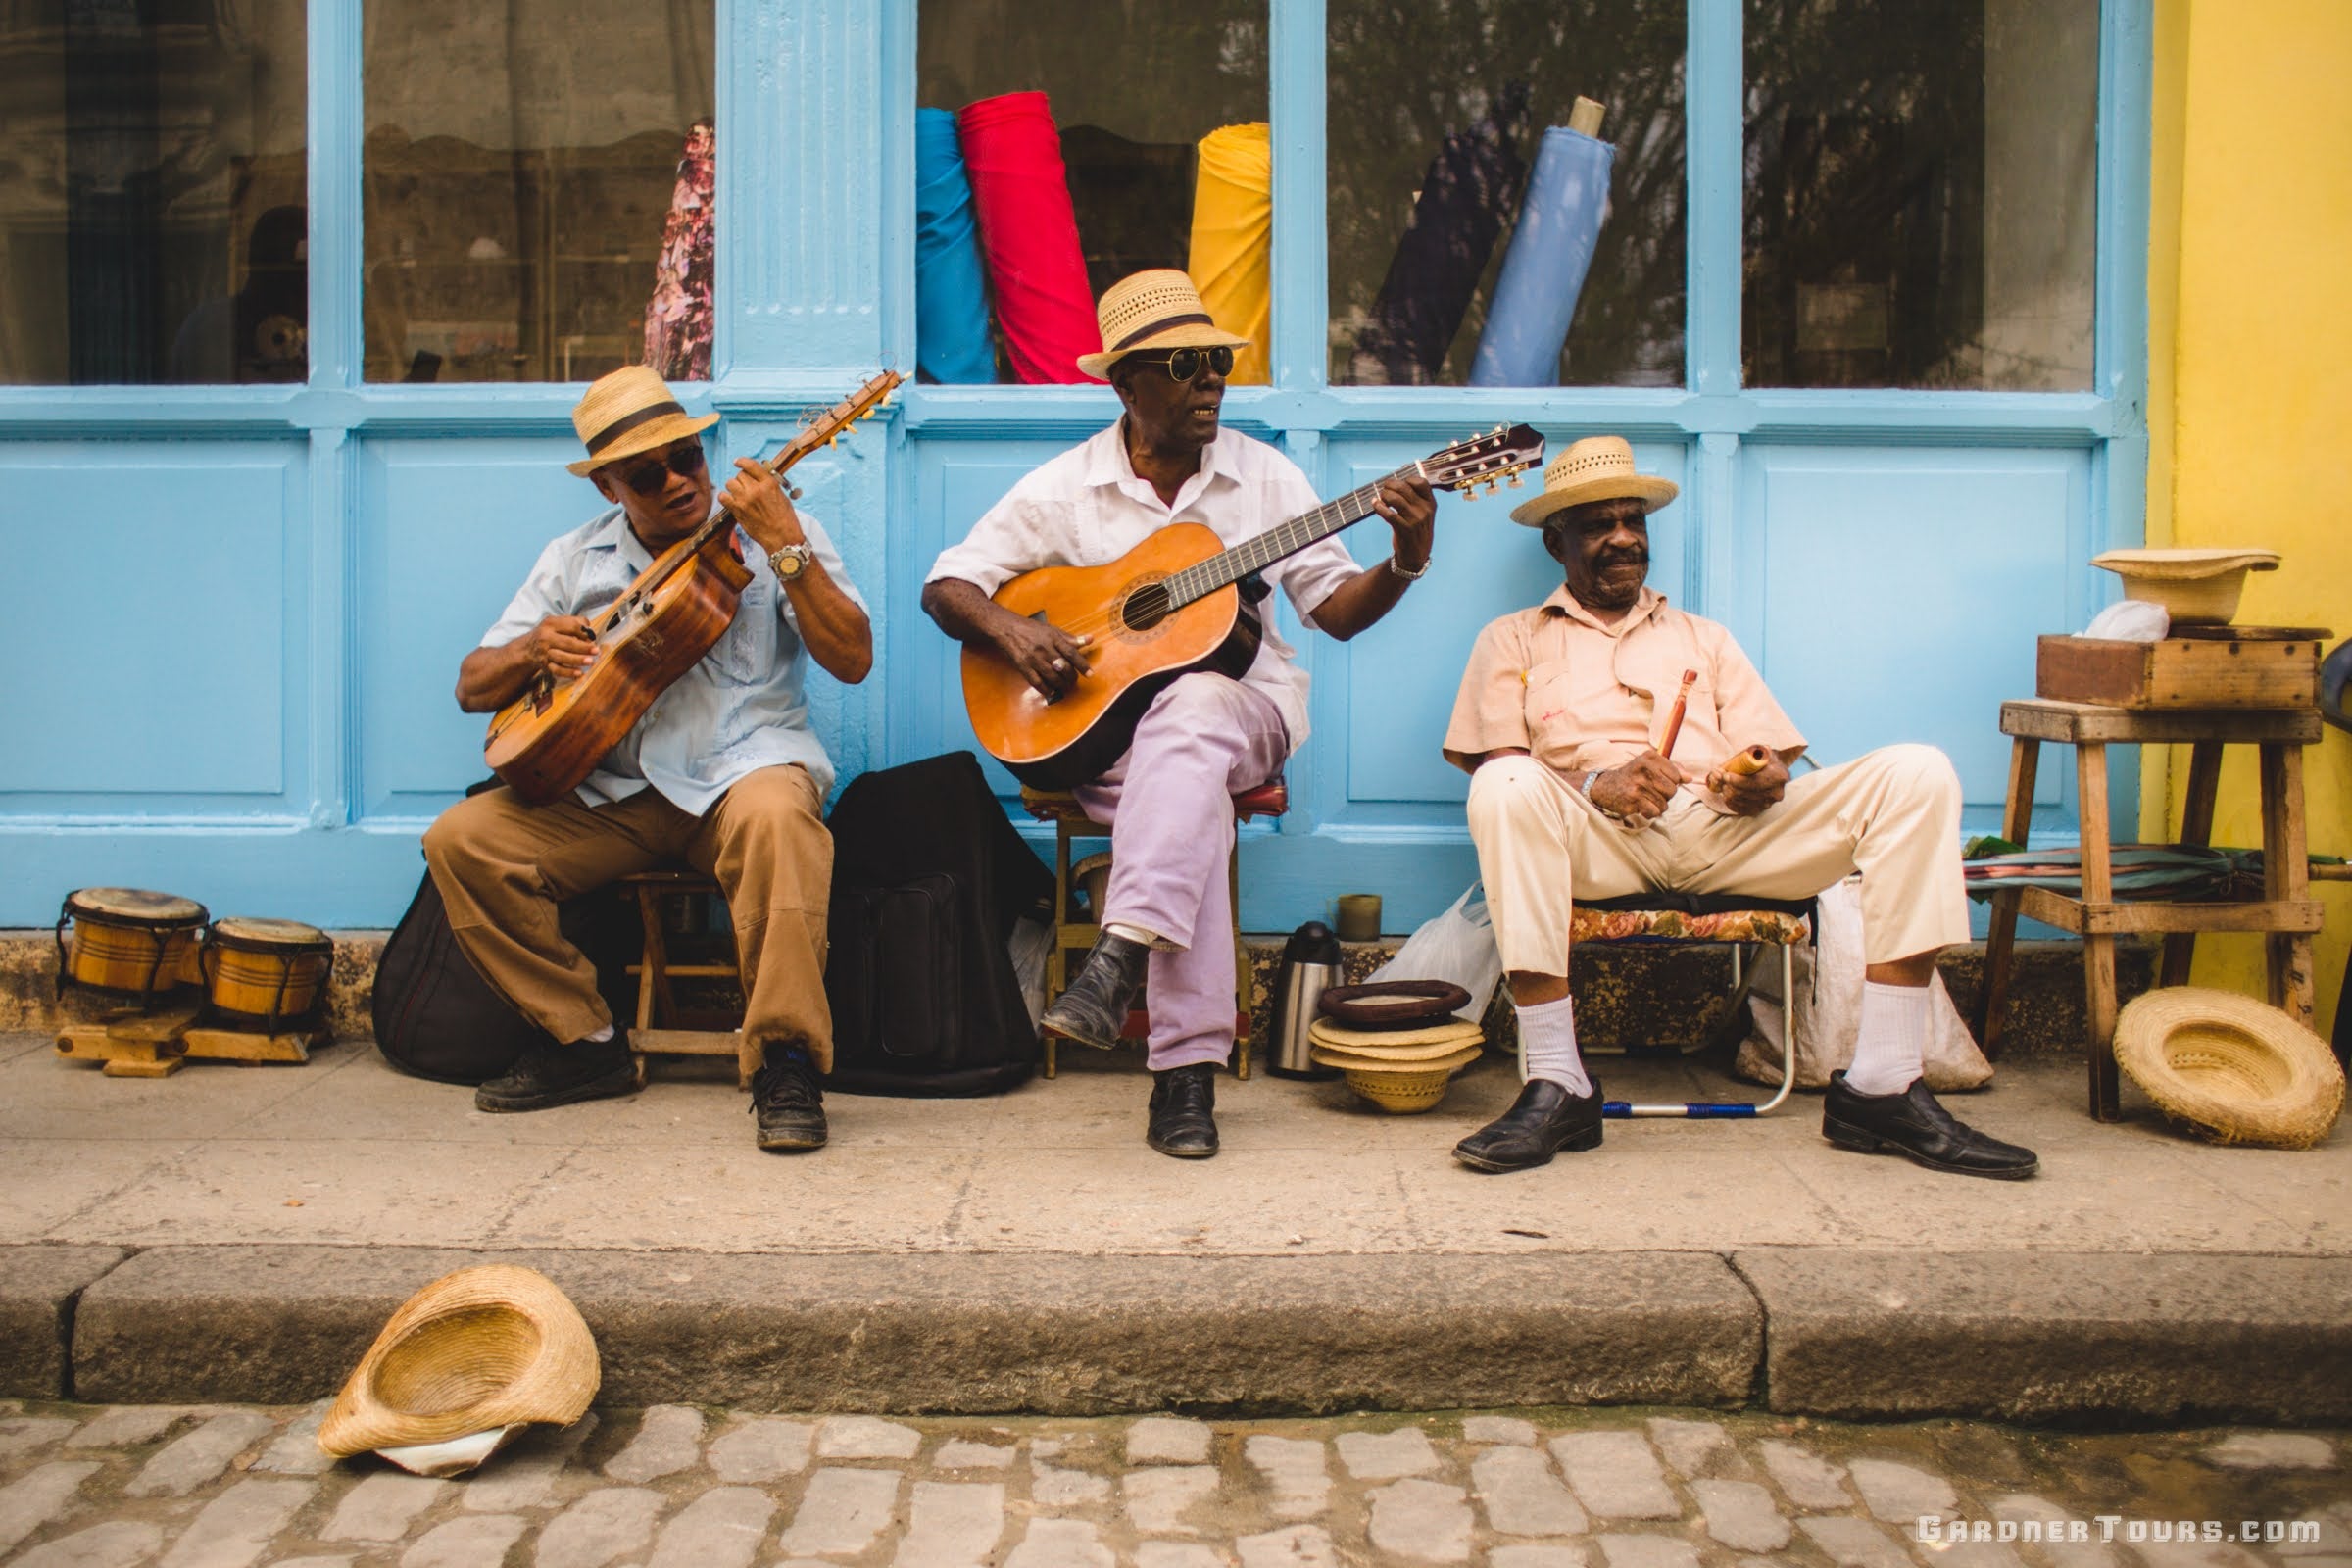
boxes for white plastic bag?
[2082,599,2170,642]
[1735,876,1991,1091]
[1365,884,1503,1023]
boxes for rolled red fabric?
[956,91,1103,384]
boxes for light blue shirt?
[482,503,866,814]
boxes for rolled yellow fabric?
[1188,122,1272,385]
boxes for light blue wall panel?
[1737,444,2090,818]
[0,442,304,811]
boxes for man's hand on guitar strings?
[1371,473,1438,573]
[993,612,1092,701]
[725,457,808,555]
[523,615,598,680]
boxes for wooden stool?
[1978,700,2325,1119]
[1020,780,1289,1080]
[617,869,742,1082]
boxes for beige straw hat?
[1074,270,1251,380]
[1509,435,1679,527]
[318,1265,600,1466]
[1307,1017,1485,1054]
[2090,548,2281,625]
[2113,987,2343,1149]
[565,365,719,477]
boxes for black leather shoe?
[751,1047,828,1152]
[1823,1071,2038,1179]
[475,1034,638,1113]
[1147,1063,1219,1158]
[1452,1077,1604,1172]
[1040,932,1152,1050]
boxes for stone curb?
[66,1246,1760,1415]
[1736,1247,2352,1425]
[0,1244,126,1398]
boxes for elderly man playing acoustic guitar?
[1442,436,2037,1180]
[423,366,871,1152]
[922,270,1438,1159]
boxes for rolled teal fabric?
[915,108,996,384]
[1470,125,1614,386]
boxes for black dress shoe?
[1823,1070,2038,1179]
[1147,1062,1219,1158]
[475,1034,638,1113]
[1040,932,1151,1050]
[1452,1077,1604,1173]
[751,1047,828,1152]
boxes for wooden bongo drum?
[56,888,209,1004]
[200,917,335,1032]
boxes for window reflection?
[1327,0,1687,387]
[1743,0,2097,390]
[0,0,308,385]
[362,0,714,383]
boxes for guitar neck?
[1163,463,1424,610]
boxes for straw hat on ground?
[1074,270,1252,380]
[2114,987,2343,1149]
[565,365,719,476]
[318,1265,600,1471]
[1509,435,1678,527]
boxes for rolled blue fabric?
[915,108,997,384]
[1470,125,1615,386]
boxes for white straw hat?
[565,366,719,476]
[1074,270,1251,380]
[1508,435,1678,527]
[2114,987,2342,1149]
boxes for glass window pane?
[916,1,1267,384]
[0,0,309,385]
[363,0,713,383]
[1327,1,1686,388]
[1743,0,2098,390]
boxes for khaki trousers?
[421,764,833,1078]
[1466,744,1970,976]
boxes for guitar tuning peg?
[1507,473,1524,487]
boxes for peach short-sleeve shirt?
[1444,585,1806,811]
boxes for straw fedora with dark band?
[1509,435,1679,528]
[565,365,720,477]
[2114,987,2344,1150]
[1074,270,1251,380]
[318,1264,600,1465]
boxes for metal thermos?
[1268,920,1345,1079]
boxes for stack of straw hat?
[1308,983,1483,1113]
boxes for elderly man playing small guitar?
[1443,436,2037,1180]
[923,270,1438,1158]
[424,367,871,1152]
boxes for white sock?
[1515,995,1592,1097]
[582,1023,615,1045]
[1845,981,1927,1096]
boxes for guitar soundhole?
[1120,581,1173,633]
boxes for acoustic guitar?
[962,424,1544,789]
[484,369,902,804]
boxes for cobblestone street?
[2,1401,2346,1568]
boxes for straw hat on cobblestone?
[2114,987,2343,1149]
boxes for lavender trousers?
[1075,673,1290,1071]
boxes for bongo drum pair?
[58,888,332,1031]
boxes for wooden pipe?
[1724,743,1773,777]
[1657,669,1698,757]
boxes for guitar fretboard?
[1162,464,1423,611]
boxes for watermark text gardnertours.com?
[1919,1516,2320,1547]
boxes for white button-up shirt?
[482,503,866,813]
[925,421,1360,755]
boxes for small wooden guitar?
[962,424,1544,789]
[484,369,902,805]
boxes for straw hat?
[1307,1024,1485,1065]
[565,365,719,477]
[1074,270,1251,380]
[2113,987,2343,1149]
[1509,435,1678,527]
[318,1265,600,1466]
[2089,548,2280,625]
[1308,1017,1485,1053]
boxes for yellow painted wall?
[2146,0,2352,1034]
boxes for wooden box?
[2036,627,2324,710]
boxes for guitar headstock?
[772,368,906,470]
[1422,423,1544,498]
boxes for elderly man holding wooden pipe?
[1440,436,2036,1181]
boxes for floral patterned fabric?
[1569,906,1811,946]
[645,119,714,381]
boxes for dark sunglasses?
[614,441,707,495]
[1132,345,1235,382]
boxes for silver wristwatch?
[1386,552,1431,581]
[767,542,813,582]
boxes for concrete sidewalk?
[3,1031,2347,1423]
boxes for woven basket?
[2114,987,2343,1150]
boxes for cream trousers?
[1465,745,1970,975]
